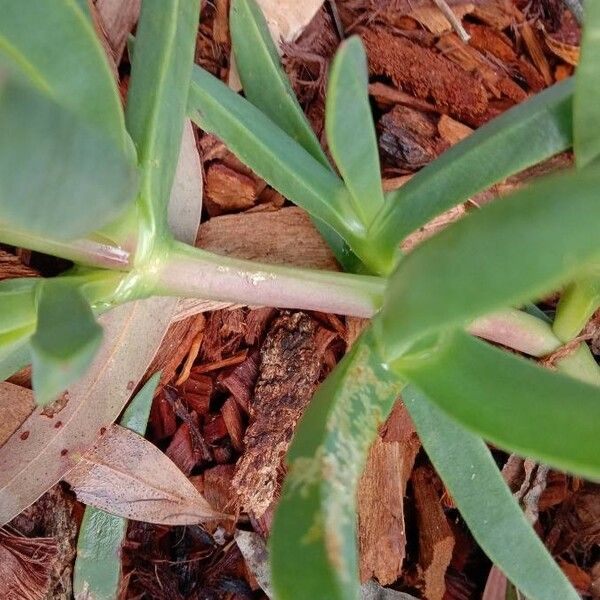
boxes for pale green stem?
[0,225,130,269]
[152,240,385,318]
[553,278,600,342]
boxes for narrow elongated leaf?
[0,76,138,240]
[228,0,359,271]
[271,329,402,600]
[188,66,389,272]
[397,330,600,479]
[370,79,573,255]
[326,37,385,226]
[574,1,600,167]
[73,373,163,600]
[0,0,127,149]
[126,0,200,230]
[377,169,600,360]
[230,0,329,168]
[31,282,103,406]
[0,123,203,528]
[403,386,579,600]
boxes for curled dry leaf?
[65,425,221,525]
[0,122,203,526]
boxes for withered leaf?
[65,424,221,525]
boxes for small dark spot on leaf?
[100,427,107,436]
[127,380,135,391]
[60,448,68,457]
[20,431,30,441]
[54,421,62,429]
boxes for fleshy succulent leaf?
[397,330,600,479]
[574,1,600,167]
[0,75,138,240]
[73,372,160,600]
[125,0,200,235]
[377,169,600,360]
[271,329,402,600]
[326,36,385,227]
[30,281,103,406]
[404,386,579,600]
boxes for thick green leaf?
[228,0,359,272]
[30,282,103,406]
[0,76,138,240]
[403,386,579,600]
[397,330,600,479]
[271,329,402,600]
[553,274,600,341]
[187,66,392,273]
[126,0,200,233]
[73,373,160,600]
[0,278,37,336]
[0,0,127,150]
[369,79,574,255]
[574,1,600,167]
[230,0,329,168]
[0,337,31,382]
[377,169,600,360]
[326,37,385,226]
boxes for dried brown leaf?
[65,425,221,525]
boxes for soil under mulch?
[2,1,599,599]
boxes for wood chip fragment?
[205,164,259,215]
[519,21,553,86]
[379,106,441,170]
[412,465,455,600]
[0,250,38,281]
[196,206,339,271]
[543,29,579,65]
[358,402,420,584]
[361,28,488,125]
[221,397,245,452]
[437,115,473,145]
[232,312,324,516]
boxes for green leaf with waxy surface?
[574,1,600,168]
[397,330,600,479]
[0,0,128,150]
[229,0,359,272]
[31,282,103,406]
[369,79,574,256]
[326,36,385,227]
[403,386,579,600]
[0,76,138,241]
[73,372,160,600]
[230,0,329,169]
[271,329,402,600]
[377,169,600,360]
[0,278,37,337]
[126,0,200,235]
[188,66,392,274]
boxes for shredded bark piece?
[0,529,59,600]
[0,250,38,281]
[360,27,488,125]
[358,402,420,584]
[232,312,325,516]
[412,465,455,600]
